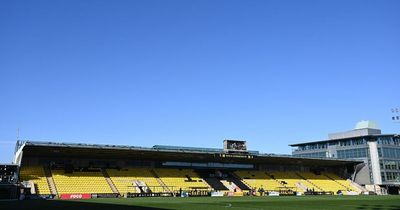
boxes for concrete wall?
[328,128,381,140]
[354,163,372,185]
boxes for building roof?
[354,120,379,130]
[289,134,397,147]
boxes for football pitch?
[1,196,400,210]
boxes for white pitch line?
[223,203,266,210]
[198,202,266,210]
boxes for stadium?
[0,121,399,210]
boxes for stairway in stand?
[226,177,251,191]
[204,177,229,190]
[196,170,228,190]
[264,172,290,191]
[150,169,172,194]
[101,168,119,194]
[295,172,324,191]
[43,166,58,196]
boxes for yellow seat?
[297,172,358,194]
[51,170,112,195]
[269,171,305,192]
[20,165,51,195]
[235,170,282,192]
[107,168,164,194]
[154,168,210,192]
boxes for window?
[385,172,400,181]
[394,138,400,146]
[339,140,352,147]
[337,148,368,159]
[378,137,393,145]
[384,161,397,170]
[352,138,366,145]
[381,148,400,158]
[293,152,327,158]
[386,172,393,180]
[381,172,386,182]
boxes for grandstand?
[107,168,165,194]
[51,170,113,194]
[153,168,210,193]
[235,170,283,192]
[19,165,51,195]
[11,139,368,199]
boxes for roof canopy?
[17,141,361,167]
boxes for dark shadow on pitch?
[0,199,172,210]
[357,204,400,210]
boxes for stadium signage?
[268,191,280,196]
[59,193,91,200]
[211,192,224,197]
[219,154,253,159]
[223,140,247,152]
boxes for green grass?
[1,196,400,210]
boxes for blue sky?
[1,0,399,163]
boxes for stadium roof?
[16,140,361,167]
[18,141,257,154]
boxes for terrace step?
[150,169,172,194]
[323,173,352,191]
[228,172,251,190]
[43,166,58,196]
[203,177,229,190]
[101,168,119,194]
[349,180,366,192]
[294,172,324,191]
[264,172,291,191]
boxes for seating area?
[235,170,360,194]
[51,170,113,194]
[235,170,283,192]
[19,165,51,195]
[299,172,355,194]
[107,168,164,194]
[154,168,210,192]
[19,165,359,196]
[268,171,306,192]
[324,172,359,193]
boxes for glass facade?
[295,138,368,151]
[296,143,327,151]
[338,138,367,147]
[337,148,368,159]
[377,136,400,145]
[292,134,400,185]
[380,160,400,170]
[379,147,400,182]
[380,148,400,159]
[385,172,400,181]
[293,152,327,158]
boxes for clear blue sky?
[1,0,399,163]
